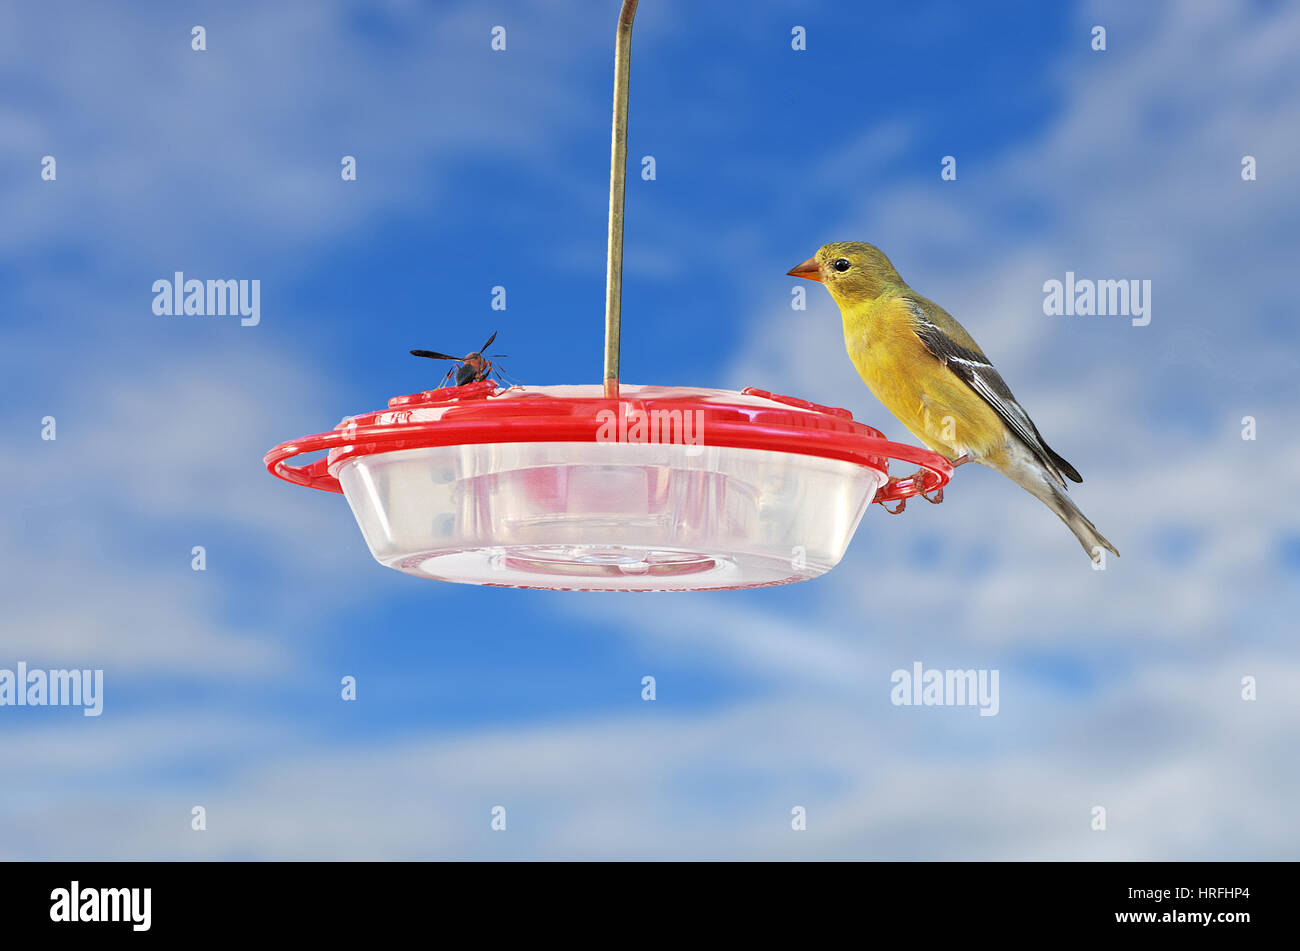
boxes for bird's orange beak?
[786,256,823,283]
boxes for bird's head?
[787,241,905,306]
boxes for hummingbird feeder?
[264,0,952,592]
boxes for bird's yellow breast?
[840,298,1008,463]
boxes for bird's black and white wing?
[903,298,1082,486]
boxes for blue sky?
[2,0,1298,859]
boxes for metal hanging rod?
[603,0,638,399]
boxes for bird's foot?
[878,473,913,514]
[879,495,907,515]
[905,467,944,504]
[919,453,969,503]
[879,468,945,511]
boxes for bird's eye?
[833,258,851,272]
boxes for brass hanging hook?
[603,0,638,399]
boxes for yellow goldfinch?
[789,241,1118,561]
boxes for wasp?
[409,331,517,388]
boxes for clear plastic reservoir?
[335,441,884,591]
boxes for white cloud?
[2,657,1294,859]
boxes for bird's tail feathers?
[1005,458,1119,561]
[1043,444,1082,484]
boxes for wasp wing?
[410,349,460,360]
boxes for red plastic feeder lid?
[266,382,950,502]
